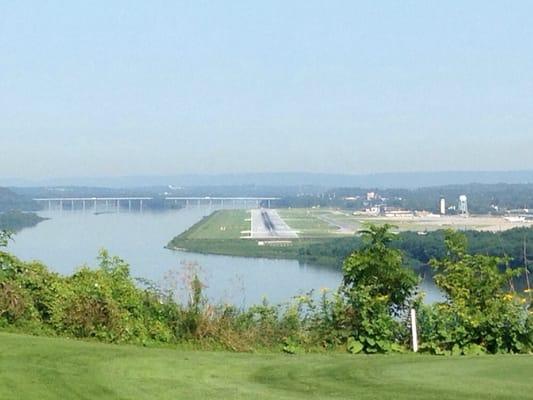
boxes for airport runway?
[250,209,299,239]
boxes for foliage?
[0,230,12,248]
[302,226,533,268]
[417,230,532,354]
[339,224,418,353]
[343,224,418,310]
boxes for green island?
[1,332,532,400]
[167,209,332,263]
[168,209,533,268]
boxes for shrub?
[418,230,532,354]
[339,224,418,353]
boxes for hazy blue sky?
[1,1,532,179]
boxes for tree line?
[297,227,533,270]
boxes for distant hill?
[2,170,533,189]
[0,187,39,212]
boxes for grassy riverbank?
[1,332,532,400]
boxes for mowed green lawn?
[184,210,249,239]
[1,333,532,400]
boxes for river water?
[8,208,440,306]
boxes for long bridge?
[33,197,152,211]
[165,197,279,208]
[33,196,280,211]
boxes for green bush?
[417,230,532,354]
[339,225,418,353]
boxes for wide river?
[8,208,440,306]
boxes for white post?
[410,308,418,353]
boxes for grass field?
[180,210,250,239]
[1,332,532,399]
[167,210,311,261]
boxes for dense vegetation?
[299,227,533,269]
[0,210,46,232]
[1,227,531,355]
[2,333,533,400]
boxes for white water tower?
[458,195,468,216]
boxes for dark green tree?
[343,224,418,313]
[339,224,418,353]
